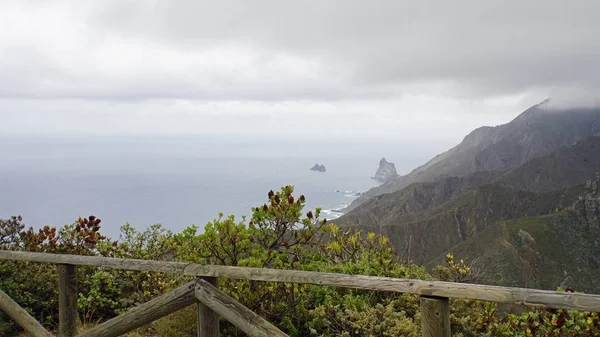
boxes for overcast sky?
[1,0,599,143]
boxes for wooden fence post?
[58,264,78,337]
[420,296,450,337]
[197,277,219,337]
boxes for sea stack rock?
[310,163,326,172]
[371,157,397,183]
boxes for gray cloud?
[1,0,599,102]
[0,0,598,139]
[86,0,600,100]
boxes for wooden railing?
[1,250,600,337]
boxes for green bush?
[1,187,599,336]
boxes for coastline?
[321,190,364,220]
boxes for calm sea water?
[0,135,442,238]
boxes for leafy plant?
[1,187,598,336]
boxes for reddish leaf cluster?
[73,215,106,246]
[16,215,106,254]
[20,224,59,252]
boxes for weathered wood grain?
[0,287,54,337]
[195,279,288,337]
[58,264,78,337]
[77,280,198,337]
[2,250,600,312]
[420,296,450,337]
[197,277,219,337]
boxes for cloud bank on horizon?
[1,0,598,139]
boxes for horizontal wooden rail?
[1,250,600,312]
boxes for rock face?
[371,158,397,183]
[334,101,600,292]
[335,136,600,292]
[310,163,326,172]
[578,176,600,232]
[338,137,600,259]
[348,101,600,211]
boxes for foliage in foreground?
[0,186,599,336]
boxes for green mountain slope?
[340,179,600,292]
[428,180,600,292]
[338,136,600,237]
[334,135,600,291]
[336,107,600,292]
[495,136,600,192]
[347,102,600,211]
[354,183,584,265]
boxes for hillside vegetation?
[339,135,600,239]
[337,105,600,294]
[1,187,599,336]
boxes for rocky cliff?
[431,176,600,292]
[371,158,398,183]
[338,136,600,237]
[335,124,600,291]
[347,102,600,211]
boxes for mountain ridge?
[335,103,600,292]
[346,102,600,211]
[338,136,600,233]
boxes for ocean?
[0,135,442,239]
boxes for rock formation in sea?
[371,158,397,183]
[310,163,326,172]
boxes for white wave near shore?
[321,189,363,220]
[321,207,346,220]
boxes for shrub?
[1,187,599,336]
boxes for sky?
[1,0,599,144]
